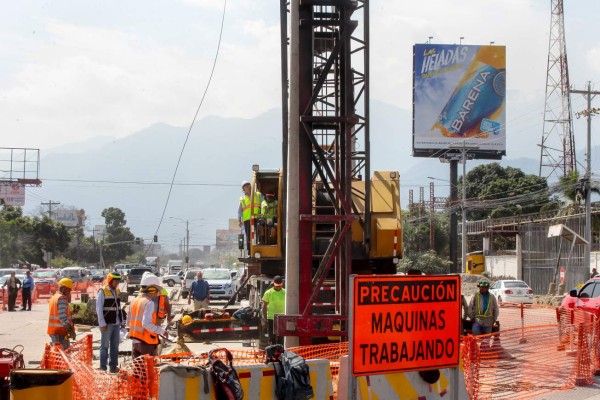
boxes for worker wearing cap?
[260,193,278,244]
[48,278,75,350]
[96,272,124,373]
[468,280,499,335]
[128,274,168,359]
[261,276,285,345]
[238,181,261,253]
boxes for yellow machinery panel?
[466,251,485,274]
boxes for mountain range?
[23,100,596,251]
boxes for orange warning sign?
[350,274,461,376]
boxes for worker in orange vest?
[128,274,168,358]
[143,272,171,327]
[47,278,76,350]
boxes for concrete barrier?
[338,355,468,400]
[158,359,334,400]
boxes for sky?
[1,0,599,252]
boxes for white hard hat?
[140,273,160,287]
[241,181,250,188]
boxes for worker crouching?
[128,274,169,358]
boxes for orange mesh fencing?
[497,303,558,330]
[41,334,158,400]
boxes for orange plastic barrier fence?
[41,334,158,400]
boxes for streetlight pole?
[462,151,467,274]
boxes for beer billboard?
[413,44,506,159]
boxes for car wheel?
[497,296,503,306]
[167,280,174,287]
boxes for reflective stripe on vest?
[101,286,122,325]
[157,294,167,319]
[475,293,492,318]
[240,192,261,222]
[129,297,159,345]
[47,292,72,335]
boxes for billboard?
[53,208,86,227]
[0,183,25,206]
[413,44,506,159]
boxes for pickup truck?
[162,270,184,287]
[126,267,154,295]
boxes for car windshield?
[61,270,82,278]
[0,269,16,277]
[33,271,56,278]
[129,269,152,277]
[0,275,26,285]
[203,270,231,280]
[504,281,529,288]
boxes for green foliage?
[459,163,550,221]
[397,250,452,275]
[52,255,76,268]
[402,211,450,258]
[101,207,135,265]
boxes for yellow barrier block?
[159,359,333,400]
[338,356,468,400]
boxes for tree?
[397,250,451,275]
[101,207,135,266]
[402,211,450,258]
[460,163,550,221]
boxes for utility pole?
[186,219,190,268]
[571,82,600,268]
[41,200,60,267]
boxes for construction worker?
[48,278,76,350]
[96,272,124,373]
[261,193,278,244]
[3,271,21,311]
[261,275,285,345]
[468,280,500,335]
[20,270,34,311]
[142,271,172,327]
[238,180,261,253]
[128,274,168,359]
[188,271,210,310]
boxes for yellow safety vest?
[261,199,278,218]
[240,192,261,222]
[475,293,492,318]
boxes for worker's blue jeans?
[471,321,492,336]
[99,324,120,370]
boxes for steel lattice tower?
[539,0,576,180]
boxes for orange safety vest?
[129,297,159,345]
[157,294,167,320]
[47,292,72,336]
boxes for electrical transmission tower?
[539,0,576,180]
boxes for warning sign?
[350,274,461,376]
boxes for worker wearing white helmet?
[128,273,168,358]
[48,278,76,350]
[238,180,261,253]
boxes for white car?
[162,271,184,287]
[489,280,534,305]
[202,268,238,301]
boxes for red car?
[32,269,59,295]
[561,277,600,316]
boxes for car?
[0,274,26,288]
[202,268,239,301]
[489,279,534,305]
[58,266,90,283]
[561,277,600,317]
[126,267,155,295]
[162,270,184,287]
[90,269,106,283]
[32,269,58,294]
[0,268,18,277]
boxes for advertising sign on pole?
[413,44,506,159]
[0,183,25,206]
[560,267,566,283]
[53,208,86,228]
[350,274,461,376]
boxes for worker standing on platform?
[48,278,76,350]
[188,271,210,310]
[238,180,261,253]
[96,272,124,373]
[261,193,278,244]
[468,280,499,335]
[261,275,285,345]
